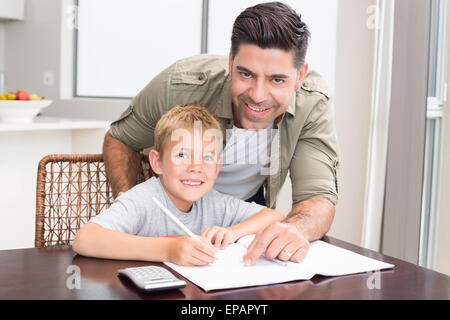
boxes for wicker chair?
[35,153,152,247]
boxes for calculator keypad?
[128,266,172,280]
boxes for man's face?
[229,44,308,130]
[149,127,223,212]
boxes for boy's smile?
[149,127,223,213]
[180,179,204,187]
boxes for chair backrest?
[35,154,152,247]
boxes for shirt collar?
[286,93,296,116]
[216,76,233,119]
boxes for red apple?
[16,89,30,100]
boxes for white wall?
[4,0,60,100]
[0,24,5,72]
[328,0,375,245]
[1,0,377,248]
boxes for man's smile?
[245,102,271,113]
[240,95,276,119]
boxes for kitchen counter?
[0,116,110,132]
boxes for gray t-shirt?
[89,177,265,237]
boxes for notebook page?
[239,235,394,276]
[294,240,395,276]
[164,242,315,292]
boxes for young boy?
[73,103,283,266]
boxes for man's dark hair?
[231,2,310,69]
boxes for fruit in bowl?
[0,89,44,101]
[16,89,30,100]
[30,94,43,101]
[6,92,16,100]
[0,89,51,123]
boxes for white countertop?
[0,116,111,132]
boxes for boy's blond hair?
[154,102,223,158]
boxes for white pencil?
[151,196,201,242]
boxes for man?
[103,2,339,265]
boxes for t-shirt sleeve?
[220,193,266,226]
[88,193,144,234]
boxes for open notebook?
[164,235,394,292]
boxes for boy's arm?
[226,208,284,240]
[72,223,169,261]
[72,223,217,265]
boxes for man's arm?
[228,208,285,240]
[103,131,141,198]
[284,197,335,242]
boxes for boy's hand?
[201,226,237,249]
[166,235,217,266]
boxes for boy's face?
[149,126,223,212]
[229,43,308,130]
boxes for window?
[419,0,449,274]
[75,0,203,98]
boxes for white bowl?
[0,100,53,123]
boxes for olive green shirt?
[109,54,339,209]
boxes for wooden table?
[0,236,449,300]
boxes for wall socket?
[43,71,55,87]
